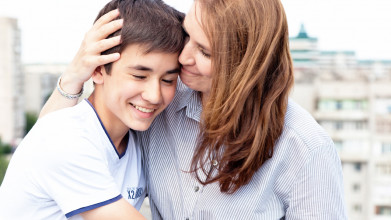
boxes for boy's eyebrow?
[129,65,181,74]
[167,68,181,74]
[129,65,152,71]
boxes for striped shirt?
[137,80,347,220]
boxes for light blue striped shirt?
[138,80,347,220]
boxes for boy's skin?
[1,4,183,218]
[81,44,179,219]
[88,44,179,155]
[46,6,181,217]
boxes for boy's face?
[95,44,180,131]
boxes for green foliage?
[0,145,12,155]
[25,112,38,135]
[0,155,9,185]
[0,138,12,185]
[0,138,12,155]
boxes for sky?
[0,0,390,64]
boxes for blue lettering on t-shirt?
[127,187,144,200]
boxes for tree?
[0,137,12,184]
[25,112,38,135]
[0,155,9,184]
[0,138,12,155]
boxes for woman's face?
[179,1,213,96]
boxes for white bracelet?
[56,76,83,99]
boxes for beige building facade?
[0,17,24,146]
[290,25,391,220]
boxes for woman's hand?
[39,9,123,118]
[61,9,123,94]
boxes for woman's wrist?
[56,76,84,99]
[59,72,85,95]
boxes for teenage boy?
[0,0,185,219]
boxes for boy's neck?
[117,132,129,155]
[88,94,129,155]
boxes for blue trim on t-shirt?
[85,99,127,159]
[65,194,122,218]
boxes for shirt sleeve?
[285,140,348,220]
[32,137,121,218]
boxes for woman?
[41,0,347,219]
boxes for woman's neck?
[201,92,210,107]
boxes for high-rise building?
[0,17,24,146]
[290,25,391,220]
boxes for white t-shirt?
[0,99,146,220]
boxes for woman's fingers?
[94,53,121,66]
[95,19,123,40]
[93,9,120,29]
[63,9,123,84]
[89,35,122,55]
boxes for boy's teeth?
[134,105,154,113]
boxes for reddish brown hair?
[190,0,294,193]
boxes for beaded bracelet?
[56,76,84,99]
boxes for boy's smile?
[90,44,180,144]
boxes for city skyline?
[0,0,390,64]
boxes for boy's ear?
[92,66,105,84]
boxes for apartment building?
[290,25,391,220]
[0,17,24,146]
[23,63,67,114]
[23,63,94,115]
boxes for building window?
[335,121,343,130]
[354,163,361,172]
[352,183,360,192]
[382,143,391,154]
[334,141,343,152]
[375,163,391,175]
[355,121,366,130]
[353,204,362,213]
[375,206,391,215]
[376,120,391,133]
[336,101,343,110]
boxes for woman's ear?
[92,66,105,84]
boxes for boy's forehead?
[115,44,179,72]
[122,43,179,56]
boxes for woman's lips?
[181,67,198,76]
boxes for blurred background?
[0,0,391,219]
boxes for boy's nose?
[141,82,162,105]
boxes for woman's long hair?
[190,0,294,193]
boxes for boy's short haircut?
[95,0,186,74]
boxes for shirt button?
[194,186,200,192]
[212,160,218,166]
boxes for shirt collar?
[175,79,203,122]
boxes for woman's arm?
[285,140,347,220]
[39,9,122,118]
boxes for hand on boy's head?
[61,9,123,92]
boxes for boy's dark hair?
[95,0,186,74]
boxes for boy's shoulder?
[27,100,103,151]
[38,99,91,125]
[38,99,97,132]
